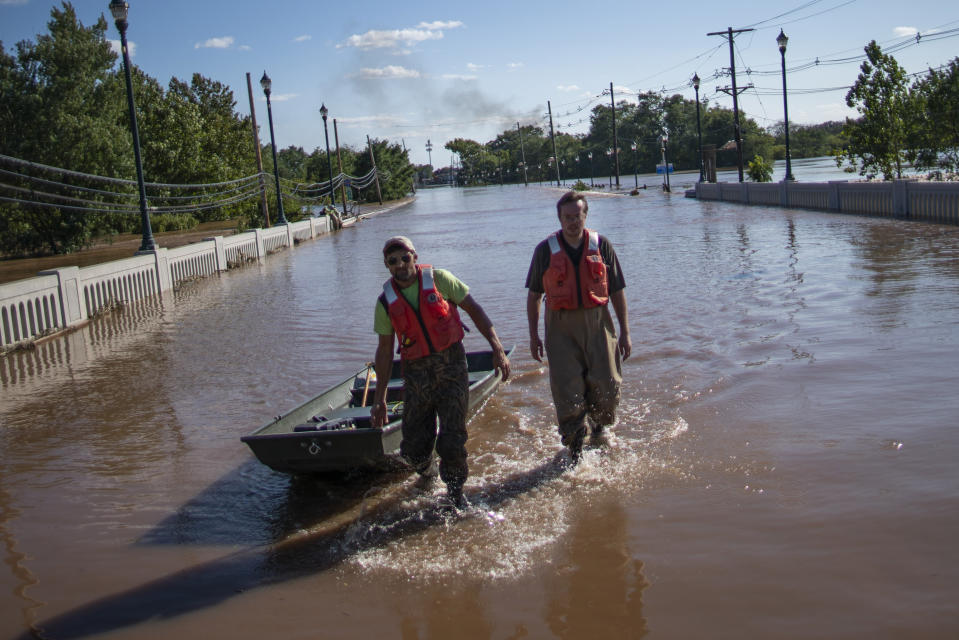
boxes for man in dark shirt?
[526,191,631,465]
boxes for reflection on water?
[546,497,648,639]
[2,184,959,638]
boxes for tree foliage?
[839,40,913,179]
[0,3,132,254]
[909,58,959,174]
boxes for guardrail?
[694,179,959,225]
[1,216,330,350]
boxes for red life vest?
[542,229,609,310]
[383,264,465,360]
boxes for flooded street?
[2,182,959,638]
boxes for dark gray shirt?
[525,232,626,296]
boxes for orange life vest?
[383,264,465,360]
[542,229,609,310]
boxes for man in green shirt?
[371,236,510,508]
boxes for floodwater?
[2,179,959,639]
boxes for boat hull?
[241,348,509,475]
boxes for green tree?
[909,58,959,174]
[0,2,132,254]
[840,40,913,179]
[351,138,413,201]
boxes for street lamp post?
[777,29,796,181]
[319,104,345,214]
[259,71,287,224]
[630,141,638,188]
[108,0,155,253]
[587,151,594,187]
[693,73,705,182]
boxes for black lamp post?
[259,71,287,224]
[693,72,704,182]
[587,151,594,187]
[319,104,343,214]
[630,141,638,188]
[109,0,155,253]
[777,29,795,181]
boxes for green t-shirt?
[374,268,470,335]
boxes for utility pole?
[367,135,383,204]
[548,101,561,187]
[517,122,529,186]
[708,26,754,182]
[402,138,415,193]
[245,72,270,227]
[610,82,620,188]
[332,118,349,215]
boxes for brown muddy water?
[2,184,958,639]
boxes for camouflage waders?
[400,341,470,492]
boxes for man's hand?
[530,335,544,363]
[370,400,388,428]
[493,348,511,381]
[618,332,632,361]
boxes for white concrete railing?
[695,179,959,225]
[0,217,330,350]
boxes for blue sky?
[2,0,958,166]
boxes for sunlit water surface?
[2,181,959,639]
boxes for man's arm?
[610,288,632,361]
[370,332,395,427]
[527,289,544,362]
[457,294,510,381]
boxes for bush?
[149,213,199,233]
[572,180,589,191]
[747,155,773,182]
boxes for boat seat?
[350,379,404,404]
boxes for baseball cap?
[382,236,415,255]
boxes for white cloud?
[467,63,486,71]
[108,39,136,57]
[195,36,235,49]
[262,93,298,102]
[339,21,463,50]
[442,74,477,80]
[357,65,421,79]
[0,0,29,4]
[294,35,312,42]
[507,62,524,70]
[894,26,918,37]
[340,28,441,49]
[557,84,580,92]
[417,20,464,30]
[239,45,252,51]
[337,114,410,128]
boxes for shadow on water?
[136,458,413,547]
[24,456,570,639]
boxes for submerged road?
[2,181,959,638]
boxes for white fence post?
[37,266,87,328]
[893,179,909,219]
[204,236,228,271]
[253,229,266,261]
[151,248,172,293]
